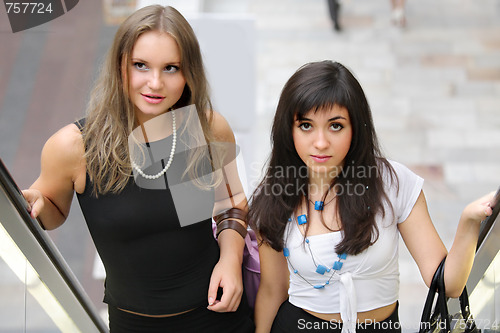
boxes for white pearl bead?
[132,111,177,180]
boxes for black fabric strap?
[74,118,86,132]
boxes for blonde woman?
[22,5,254,332]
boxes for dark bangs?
[294,80,351,121]
[290,61,353,122]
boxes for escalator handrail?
[0,158,108,333]
[477,188,500,251]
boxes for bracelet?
[214,208,247,225]
[216,219,248,239]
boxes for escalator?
[446,190,500,332]
[0,159,107,332]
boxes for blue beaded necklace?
[308,193,337,211]
[297,192,337,225]
[284,242,347,289]
[284,206,347,289]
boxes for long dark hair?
[249,61,396,255]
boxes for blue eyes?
[132,62,180,73]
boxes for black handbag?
[419,257,479,333]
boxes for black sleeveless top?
[75,119,219,315]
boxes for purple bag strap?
[244,229,260,273]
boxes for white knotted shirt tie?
[338,272,357,333]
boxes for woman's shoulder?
[384,159,420,179]
[42,122,85,164]
[51,122,84,144]
[38,122,86,191]
[206,110,235,143]
[380,159,424,195]
[373,158,423,190]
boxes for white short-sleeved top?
[284,160,423,330]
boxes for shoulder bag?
[212,220,260,309]
[419,257,479,333]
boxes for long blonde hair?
[83,5,216,195]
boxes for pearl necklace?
[131,110,176,180]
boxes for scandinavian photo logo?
[3,0,79,33]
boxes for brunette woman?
[250,60,493,333]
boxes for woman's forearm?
[254,287,287,333]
